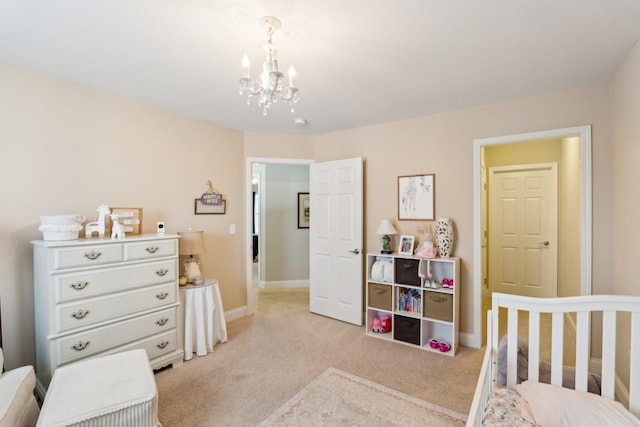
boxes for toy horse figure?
[85,204,110,238]
[110,214,125,240]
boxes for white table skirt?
[180,280,228,360]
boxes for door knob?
[539,241,549,246]
[348,249,360,255]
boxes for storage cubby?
[366,253,460,356]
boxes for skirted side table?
[178,279,228,360]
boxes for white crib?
[467,292,640,426]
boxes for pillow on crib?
[516,380,640,426]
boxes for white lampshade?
[178,230,206,255]
[376,219,398,236]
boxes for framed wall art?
[195,199,226,214]
[398,174,435,220]
[398,235,415,255]
[298,192,310,228]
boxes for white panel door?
[309,158,363,325]
[489,163,557,297]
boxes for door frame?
[244,157,314,315]
[471,125,592,348]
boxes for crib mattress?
[37,349,158,427]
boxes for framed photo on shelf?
[195,199,226,214]
[110,207,143,235]
[398,235,415,255]
[398,174,435,220]
[298,192,310,229]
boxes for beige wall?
[312,88,612,344]
[610,40,640,389]
[0,64,247,368]
[0,52,631,368]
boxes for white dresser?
[32,234,184,394]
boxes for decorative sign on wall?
[200,180,223,206]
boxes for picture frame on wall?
[298,192,310,228]
[195,199,226,214]
[398,235,415,255]
[398,174,435,220]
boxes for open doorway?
[244,158,313,315]
[471,126,592,349]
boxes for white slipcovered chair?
[0,347,40,427]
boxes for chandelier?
[239,16,299,116]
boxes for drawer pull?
[430,296,447,303]
[155,268,169,276]
[156,292,169,300]
[156,340,170,349]
[83,251,102,260]
[146,246,159,254]
[155,318,169,326]
[374,289,387,295]
[70,281,89,290]
[71,341,90,351]
[71,309,90,319]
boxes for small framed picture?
[195,199,226,214]
[110,207,143,235]
[298,192,310,228]
[398,235,415,255]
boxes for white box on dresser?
[32,234,184,396]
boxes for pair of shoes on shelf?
[428,338,452,352]
[425,279,440,289]
[442,278,454,289]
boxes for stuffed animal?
[371,317,383,333]
[379,315,391,333]
[497,335,602,394]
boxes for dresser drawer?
[56,282,176,333]
[53,243,124,270]
[55,259,177,303]
[90,330,178,364]
[57,307,177,364]
[126,239,177,261]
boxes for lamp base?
[184,257,202,283]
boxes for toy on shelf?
[371,315,392,333]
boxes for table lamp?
[376,219,397,254]
[178,230,206,283]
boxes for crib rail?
[466,309,495,427]
[491,292,640,418]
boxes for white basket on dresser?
[32,234,184,396]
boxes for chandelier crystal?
[239,16,299,116]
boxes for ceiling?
[2,0,640,135]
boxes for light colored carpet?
[259,367,467,426]
[155,288,484,426]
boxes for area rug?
[259,367,467,426]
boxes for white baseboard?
[460,331,481,349]
[260,280,309,289]
[224,306,249,323]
